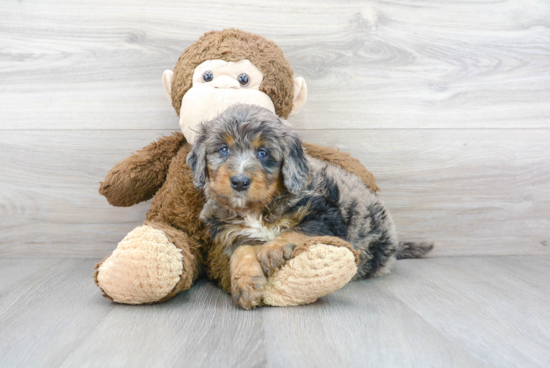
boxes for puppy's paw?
[231,272,266,310]
[257,241,296,276]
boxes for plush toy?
[94,29,380,308]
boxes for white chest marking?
[240,215,283,242]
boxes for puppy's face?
[187,105,310,211]
[205,128,284,210]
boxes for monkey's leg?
[94,221,202,304]
[262,236,359,307]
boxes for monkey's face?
[164,30,310,143]
[178,59,276,144]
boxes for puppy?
[187,104,432,309]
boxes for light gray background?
[1,0,549,257]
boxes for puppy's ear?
[186,126,209,190]
[282,130,310,194]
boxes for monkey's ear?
[162,70,174,103]
[288,77,307,117]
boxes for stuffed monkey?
[94,29,379,308]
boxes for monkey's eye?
[237,73,249,86]
[257,149,269,159]
[219,146,229,156]
[202,70,214,82]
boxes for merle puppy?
[187,104,432,309]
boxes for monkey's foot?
[262,236,359,307]
[94,224,189,304]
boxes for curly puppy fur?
[187,104,432,307]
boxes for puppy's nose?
[230,174,251,192]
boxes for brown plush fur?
[146,144,207,238]
[171,29,295,119]
[205,233,233,293]
[93,256,114,301]
[99,132,186,207]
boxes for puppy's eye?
[202,70,214,82]
[237,73,249,86]
[257,149,269,159]
[219,146,229,156]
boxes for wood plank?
[381,256,550,368]
[60,280,266,368]
[1,129,548,257]
[261,280,482,368]
[486,255,550,294]
[0,259,115,367]
[1,0,549,130]
[0,258,63,294]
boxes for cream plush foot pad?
[95,225,184,304]
[263,243,358,307]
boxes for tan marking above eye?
[252,136,265,150]
[223,133,235,147]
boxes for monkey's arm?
[302,142,380,192]
[99,132,187,206]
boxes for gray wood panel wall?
[1,0,549,257]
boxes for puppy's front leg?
[230,245,266,310]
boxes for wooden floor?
[1,256,549,368]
